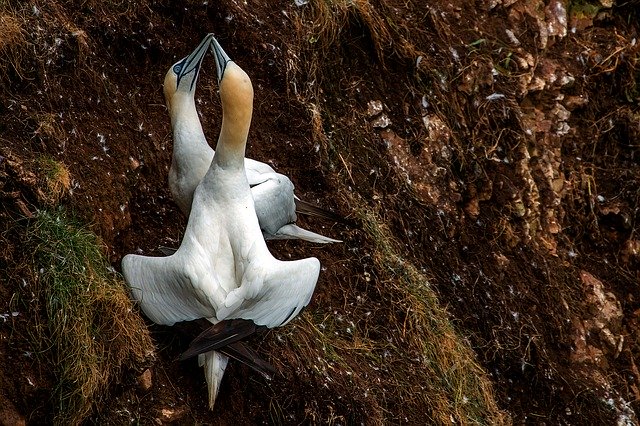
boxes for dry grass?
[305,0,391,58]
[287,0,422,101]
[35,156,71,206]
[0,0,101,91]
[0,12,27,82]
[0,13,24,51]
[357,205,506,424]
[34,113,66,143]
[272,199,507,423]
[23,209,155,425]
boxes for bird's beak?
[176,33,214,91]
[209,36,231,84]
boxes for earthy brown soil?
[1,0,639,424]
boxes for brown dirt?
[1,0,639,424]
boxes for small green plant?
[568,0,602,19]
[358,207,506,424]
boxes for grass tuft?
[36,156,71,206]
[24,209,155,425]
[0,13,24,51]
[278,204,508,423]
[359,205,507,424]
[0,12,27,82]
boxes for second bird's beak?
[209,36,232,84]
[176,33,214,91]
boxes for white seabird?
[123,35,321,408]
[164,34,341,243]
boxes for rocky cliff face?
[0,0,638,424]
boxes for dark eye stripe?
[175,34,213,90]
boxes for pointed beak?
[175,33,214,92]
[209,36,232,83]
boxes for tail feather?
[267,224,341,244]
[199,351,229,410]
[294,198,346,223]
[186,320,272,409]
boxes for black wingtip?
[179,320,275,380]
[179,319,257,361]
[219,341,277,380]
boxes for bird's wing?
[250,172,297,235]
[217,245,321,328]
[248,172,341,243]
[122,252,224,326]
[157,245,178,256]
[244,157,276,176]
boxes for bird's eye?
[173,63,183,74]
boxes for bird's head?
[163,33,214,116]
[209,36,253,128]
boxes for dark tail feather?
[219,341,277,380]
[180,319,256,360]
[157,245,177,256]
[294,198,347,224]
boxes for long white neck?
[171,97,207,146]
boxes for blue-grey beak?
[174,33,214,91]
[209,36,232,84]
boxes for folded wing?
[122,252,221,326]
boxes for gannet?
[164,34,340,243]
[122,35,320,409]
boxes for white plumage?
[164,34,340,243]
[123,34,320,408]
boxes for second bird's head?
[163,33,214,115]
